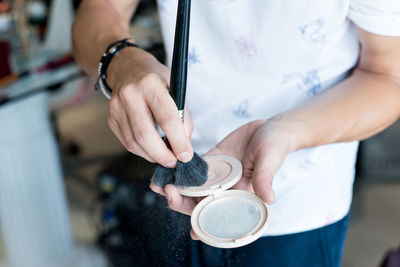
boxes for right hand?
[106,47,194,167]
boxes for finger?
[251,155,276,204]
[149,180,166,196]
[107,116,128,147]
[118,110,156,162]
[109,96,152,161]
[120,87,178,167]
[145,81,194,163]
[108,98,130,147]
[183,107,194,139]
[190,229,199,240]
[164,184,197,216]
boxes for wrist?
[264,114,305,153]
[107,47,162,89]
[107,48,138,89]
[96,39,140,99]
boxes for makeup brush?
[153,0,208,188]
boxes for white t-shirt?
[156,0,400,236]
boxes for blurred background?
[0,0,399,266]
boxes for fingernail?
[166,161,177,168]
[267,194,275,204]
[179,151,192,162]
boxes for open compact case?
[177,155,269,248]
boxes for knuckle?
[133,127,149,144]
[107,115,114,128]
[108,98,119,113]
[118,85,135,101]
[150,91,164,110]
[139,73,163,88]
[126,140,138,153]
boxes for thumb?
[252,155,275,204]
[251,147,287,204]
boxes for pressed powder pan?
[177,155,269,248]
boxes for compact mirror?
[178,155,269,248]
[199,196,261,239]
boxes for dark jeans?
[190,215,349,267]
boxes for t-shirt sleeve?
[348,0,400,36]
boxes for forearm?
[72,0,139,78]
[274,68,400,152]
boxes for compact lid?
[177,155,242,197]
[191,190,268,248]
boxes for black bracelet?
[95,38,140,99]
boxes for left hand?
[150,118,295,238]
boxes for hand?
[106,48,194,167]
[150,118,296,238]
[204,119,295,203]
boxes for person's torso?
[157,0,359,235]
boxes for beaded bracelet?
[95,38,140,99]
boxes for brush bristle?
[175,152,208,187]
[152,165,176,187]
[152,152,209,188]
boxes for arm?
[72,0,194,167]
[278,28,400,151]
[72,0,139,78]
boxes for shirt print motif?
[233,100,251,118]
[282,70,322,96]
[298,159,314,170]
[188,48,201,66]
[298,19,327,43]
[235,35,258,59]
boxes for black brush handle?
[170,0,191,117]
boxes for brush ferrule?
[178,110,185,121]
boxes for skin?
[73,0,194,167]
[73,0,400,239]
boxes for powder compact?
[177,155,268,248]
